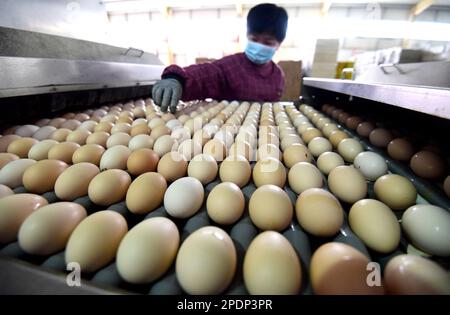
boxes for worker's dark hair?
[247,3,288,43]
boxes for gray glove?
[152,78,182,113]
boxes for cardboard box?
[277,60,302,101]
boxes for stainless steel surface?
[0,0,109,44]
[303,77,450,120]
[0,56,165,98]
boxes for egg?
[249,184,293,231]
[164,177,204,218]
[214,130,234,148]
[99,145,131,170]
[65,210,128,273]
[402,204,450,256]
[49,128,71,142]
[244,231,301,294]
[78,120,97,132]
[22,159,68,193]
[316,152,345,175]
[0,158,36,188]
[328,166,367,204]
[353,151,388,181]
[0,194,48,244]
[282,144,312,168]
[384,255,450,294]
[311,242,384,294]
[349,199,400,253]
[151,125,171,140]
[111,123,131,134]
[301,128,322,144]
[288,162,323,194]
[295,188,343,237]
[116,217,179,284]
[328,130,349,148]
[130,123,150,137]
[148,118,165,129]
[157,151,188,182]
[206,182,244,225]
[86,132,109,150]
[32,126,57,140]
[61,119,81,130]
[18,202,87,255]
[410,150,446,180]
[280,135,302,151]
[176,226,236,294]
[258,132,279,147]
[106,132,131,148]
[0,152,19,169]
[219,155,251,187]
[126,148,159,176]
[369,128,393,148]
[253,158,286,188]
[27,139,58,161]
[7,137,39,158]
[88,169,131,206]
[374,174,417,210]
[337,138,364,163]
[66,129,91,145]
[308,137,332,157]
[201,139,226,161]
[322,123,339,137]
[72,143,105,165]
[152,135,178,157]
[185,154,217,185]
[191,129,210,147]
[178,139,202,161]
[54,163,100,200]
[0,135,21,152]
[128,134,154,151]
[171,127,191,144]
[126,172,167,214]
[229,141,253,161]
[387,138,415,161]
[94,121,114,133]
[48,118,66,128]
[356,121,375,137]
[0,184,14,198]
[48,141,80,164]
[346,116,364,130]
[15,125,39,137]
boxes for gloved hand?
[152,78,182,113]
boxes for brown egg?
[157,151,188,182]
[49,128,71,142]
[256,143,281,161]
[86,131,110,148]
[410,150,446,180]
[126,172,167,214]
[207,182,245,225]
[356,121,376,137]
[0,135,21,152]
[338,112,350,124]
[346,116,364,130]
[444,175,450,198]
[66,129,91,145]
[311,242,384,295]
[0,153,19,169]
[127,148,159,176]
[387,138,415,161]
[219,155,251,187]
[296,188,343,237]
[301,128,322,144]
[187,154,218,185]
[0,194,48,244]
[322,123,339,137]
[22,159,68,193]
[288,162,323,194]
[88,169,131,206]
[94,121,114,133]
[328,130,349,148]
[72,144,105,166]
[54,163,100,200]
[283,144,312,168]
[48,142,80,164]
[60,119,81,130]
[130,124,150,137]
[7,137,39,158]
[384,254,450,295]
[74,113,90,122]
[253,158,286,188]
[331,109,343,120]
[151,125,171,140]
[229,141,253,161]
[328,166,367,204]
[374,174,417,210]
[369,128,394,148]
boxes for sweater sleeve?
[162,62,227,101]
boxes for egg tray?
[1,157,448,295]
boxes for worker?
[152,3,288,113]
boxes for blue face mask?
[244,40,277,64]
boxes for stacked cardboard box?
[310,39,339,78]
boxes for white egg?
[164,177,204,218]
[353,151,388,181]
